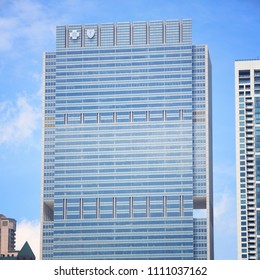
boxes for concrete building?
[235,59,260,260]
[0,214,17,257]
[0,214,36,260]
[41,19,213,260]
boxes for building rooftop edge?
[56,18,192,28]
[235,58,260,62]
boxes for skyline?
[1,0,260,260]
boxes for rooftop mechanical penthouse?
[41,19,213,260]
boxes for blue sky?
[0,0,260,260]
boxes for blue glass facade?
[41,20,213,260]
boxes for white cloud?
[0,17,16,51]
[213,161,237,259]
[213,188,238,259]
[213,162,237,235]
[0,0,59,53]
[0,0,100,54]
[16,219,40,260]
[0,95,41,145]
[214,162,236,223]
[214,193,228,220]
[214,191,232,220]
[0,0,101,62]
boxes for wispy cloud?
[0,0,61,54]
[0,95,41,145]
[214,191,229,220]
[16,219,40,260]
[213,161,237,259]
[214,189,236,231]
[213,162,237,233]
[0,0,103,55]
[0,17,17,51]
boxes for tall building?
[0,214,16,256]
[41,19,213,260]
[235,59,260,260]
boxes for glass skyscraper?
[41,19,213,260]
[235,59,260,260]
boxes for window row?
[56,45,193,56]
[55,80,193,90]
[55,195,192,220]
[56,60,193,70]
[56,53,192,63]
[55,73,192,83]
[55,67,194,77]
[59,109,191,125]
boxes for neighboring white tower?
[235,59,260,260]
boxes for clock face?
[87,29,95,39]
